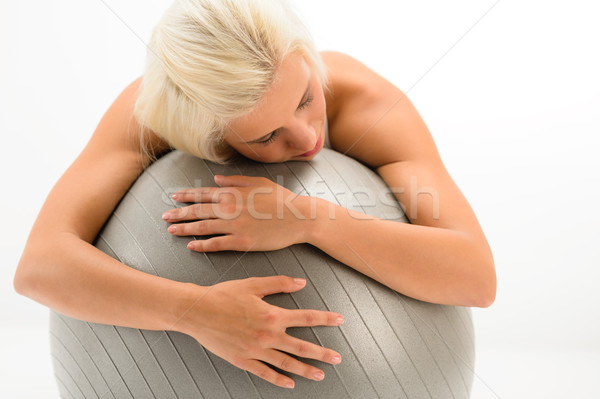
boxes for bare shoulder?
[107,77,172,159]
[24,77,173,245]
[319,51,365,132]
[319,50,441,168]
[320,50,369,87]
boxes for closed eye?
[257,93,314,146]
[297,93,314,110]
[257,129,280,145]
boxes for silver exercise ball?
[49,148,475,398]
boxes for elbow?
[15,237,63,299]
[473,283,496,308]
[14,259,33,297]
[468,262,497,308]
[14,254,42,299]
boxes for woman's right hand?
[175,275,344,389]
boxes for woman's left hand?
[162,175,316,252]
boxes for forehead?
[226,52,311,143]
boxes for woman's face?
[224,51,327,163]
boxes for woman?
[14,0,496,390]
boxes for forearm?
[302,198,495,307]
[14,232,198,332]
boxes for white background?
[1,0,599,397]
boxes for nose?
[288,123,317,152]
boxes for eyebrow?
[244,77,311,144]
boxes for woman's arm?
[300,195,495,308]
[14,77,179,328]
[13,78,343,389]
[167,170,494,308]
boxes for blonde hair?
[133,0,330,165]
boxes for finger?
[261,349,325,382]
[187,235,252,252]
[163,203,218,221]
[249,275,308,297]
[168,219,231,236]
[238,358,295,389]
[276,335,342,366]
[214,174,258,187]
[284,308,344,328]
[171,187,221,203]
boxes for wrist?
[164,282,208,334]
[298,196,336,246]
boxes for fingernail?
[171,193,178,200]
[162,212,170,220]
[168,225,176,233]
[285,381,294,389]
[187,242,195,250]
[331,356,341,364]
[294,278,306,286]
[336,316,344,325]
[314,371,324,381]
